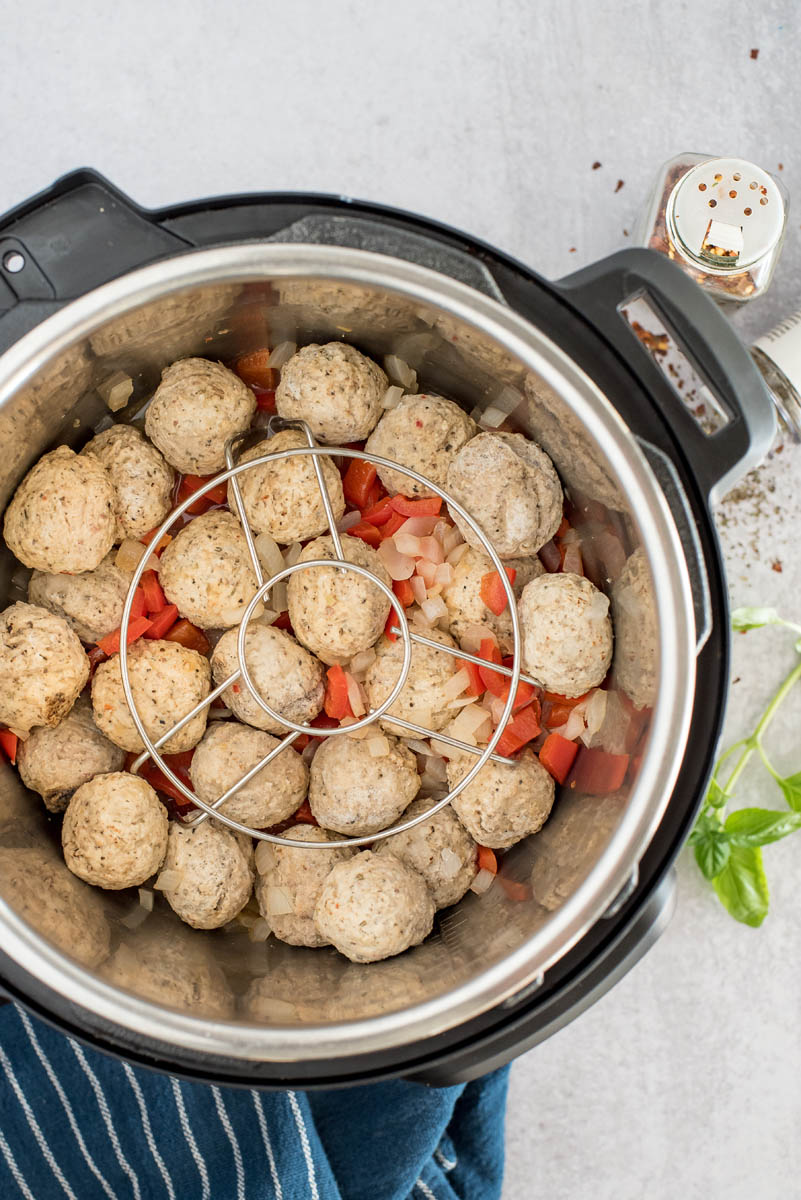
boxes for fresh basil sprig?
[689,608,801,926]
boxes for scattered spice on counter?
[772,560,783,573]
[592,161,601,170]
[614,179,624,193]
[750,48,759,60]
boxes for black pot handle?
[557,248,776,503]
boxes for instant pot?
[0,170,774,1087]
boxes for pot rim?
[0,243,696,1060]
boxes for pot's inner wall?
[0,276,656,1028]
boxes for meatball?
[255,824,353,947]
[62,772,168,889]
[81,425,175,540]
[611,547,657,710]
[308,733,420,835]
[3,445,116,573]
[17,695,125,813]
[145,358,256,475]
[314,850,435,963]
[101,926,233,1017]
[376,799,477,908]
[446,749,555,849]
[365,394,477,498]
[275,342,387,443]
[159,820,253,929]
[518,572,613,697]
[91,639,211,754]
[0,603,88,733]
[364,626,459,735]
[28,552,130,644]
[158,511,261,629]
[0,846,110,968]
[190,720,308,828]
[288,535,391,665]
[447,432,563,558]
[211,624,324,734]
[442,545,544,655]
[228,429,345,544]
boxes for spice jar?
[751,312,801,440]
[639,153,788,304]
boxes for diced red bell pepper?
[253,386,277,412]
[463,659,485,697]
[384,610,401,642]
[361,496,396,526]
[139,528,172,555]
[363,480,384,510]
[477,845,498,874]
[234,349,278,391]
[568,746,630,794]
[380,511,406,539]
[131,756,196,815]
[499,656,538,711]
[346,520,382,548]
[538,732,579,784]
[343,459,378,509]
[324,663,353,719]
[555,515,570,539]
[141,570,167,614]
[144,604,180,639]
[273,611,293,632]
[478,639,507,697]
[162,619,211,656]
[177,474,228,515]
[97,615,153,657]
[0,729,19,764]
[618,693,652,754]
[87,645,108,677]
[541,689,592,730]
[538,538,562,573]
[292,799,318,825]
[479,567,517,616]
[130,587,147,621]
[497,876,532,902]
[295,712,340,750]
[494,702,541,756]
[392,578,415,608]
[389,494,443,517]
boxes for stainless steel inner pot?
[0,244,697,1063]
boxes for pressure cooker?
[0,170,774,1087]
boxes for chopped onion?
[443,526,464,555]
[378,538,415,580]
[116,538,159,575]
[248,917,272,942]
[434,562,453,587]
[446,542,469,567]
[440,848,463,879]
[255,531,285,578]
[397,516,438,538]
[593,689,632,755]
[253,608,279,627]
[138,889,154,912]
[562,543,584,575]
[270,581,288,613]
[345,672,366,717]
[336,510,362,533]
[416,559,438,588]
[410,575,428,606]
[381,384,404,410]
[120,904,151,930]
[580,689,608,747]
[384,354,417,392]
[254,841,276,874]
[98,370,134,412]
[422,754,448,784]
[421,595,448,624]
[449,694,482,710]
[404,737,434,756]
[470,867,496,895]
[486,693,508,726]
[394,532,422,557]
[341,716,369,739]
[367,733,391,757]
[588,589,611,620]
[478,405,508,430]
[448,703,492,743]
[263,885,294,916]
[459,624,497,655]
[561,708,587,742]
[418,535,444,565]
[283,541,303,567]
[442,667,470,701]
[267,341,297,369]
[153,869,183,892]
[301,740,319,766]
[493,384,523,415]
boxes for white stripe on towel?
[69,1038,142,1200]
[0,1042,78,1199]
[0,1127,36,1200]
[287,1091,320,1200]
[212,1086,246,1200]
[251,1091,283,1200]
[434,1148,457,1171]
[416,1178,438,1200]
[122,1062,176,1200]
[171,1078,211,1200]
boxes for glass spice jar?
[751,311,801,440]
[639,153,788,304]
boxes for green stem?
[757,741,783,781]
[723,659,801,795]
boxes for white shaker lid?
[667,157,785,272]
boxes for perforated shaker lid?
[667,157,786,272]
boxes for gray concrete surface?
[2,1,801,1196]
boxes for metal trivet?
[119,417,541,849]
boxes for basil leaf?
[730,606,781,632]
[725,807,801,846]
[693,832,731,879]
[713,845,769,927]
[777,772,801,813]
[706,778,728,809]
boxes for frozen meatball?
[3,445,116,573]
[442,546,544,655]
[228,429,345,543]
[518,572,613,697]
[0,603,88,733]
[159,820,253,929]
[158,511,261,629]
[288,535,391,665]
[211,624,324,734]
[190,720,308,828]
[91,639,210,754]
[377,799,477,908]
[365,394,477,498]
[28,552,130,644]
[308,733,420,835]
[17,695,124,813]
[447,432,563,558]
[102,926,233,1017]
[0,846,110,968]
[275,342,387,443]
[62,772,168,889]
[364,626,459,735]
[611,547,657,710]
[255,824,353,947]
[447,749,555,849]
[145,358,256,474]
[314,850,435,963]
[81,425,175,540]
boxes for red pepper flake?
[615,179,624,193]
[778,162,784,170]
[772,559,783,573]
[750,48,759,60]
[569,247,576,253]
[592,161,602,170]
[623,228,630,237]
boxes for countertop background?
[3,2,801,1196]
